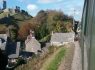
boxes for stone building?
[25,30,41,54]
[3,8,15,13]
[50,32,74,46]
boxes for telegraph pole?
[73,9,76,30]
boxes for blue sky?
[0,0,84,21]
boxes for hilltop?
[0,11,32,30]
[0,0,32,26]
[0,11,32,24]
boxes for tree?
[18,22,38,41]
[46,10,64,33]
[18,23,31,41]
[35,23,49,40]
[54,21,62,32]
[10,29,18,42]
[36,10,47,24]
[32,10,48,40]
[21,10,29,15]
[7,24,19,42]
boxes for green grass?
[47,48,66,70]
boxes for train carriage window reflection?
[84,0,88,36]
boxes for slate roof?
[25,38,41,53]
[51,32,74,43]
[25,30,41,54]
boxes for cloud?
[27,4,38,13]
[37,0,63,4]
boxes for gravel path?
[71,41,82,70]
[58,41,82,70]
[58,43,75,70]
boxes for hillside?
[0,12,32,25]
[0,12,33,34]
[0,10,73,42]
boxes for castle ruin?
[0,0,21,14]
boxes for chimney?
[30,30,35,38]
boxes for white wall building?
[50,32,74,46]
[3,8,16,15]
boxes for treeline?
[18,10,73,41]
[0,10,73,42]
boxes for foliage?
[34,10,73,41]
[47,48,65,70]
[0,24,7,33]
[15,46,59,70]
[36,10,47,24]
[21,10,29,16]
[19,10,73,42]
[35,23,49,40]
[0,9,73,42]
[33,10,49,40]
[10,29,18,42]
[7,24,19,42]
[39,34,51,42]
[18,23,31,41]
[46,10,68,33]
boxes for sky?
[0,0,84,21]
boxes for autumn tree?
[46,10,64,33]
[18,23,31,41]
[36,10,47,24]
[18,10,73,41]
[33,10,49,40]
[18,22,38,41]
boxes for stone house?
[25,30,41,54]
[50,32,74,46]
[3,8,16,15]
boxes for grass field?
[47,48,65,70]
[40,47,66,70]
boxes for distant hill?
[0,9,74,41]
[0,12,33,34]
[0,12,32,25]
